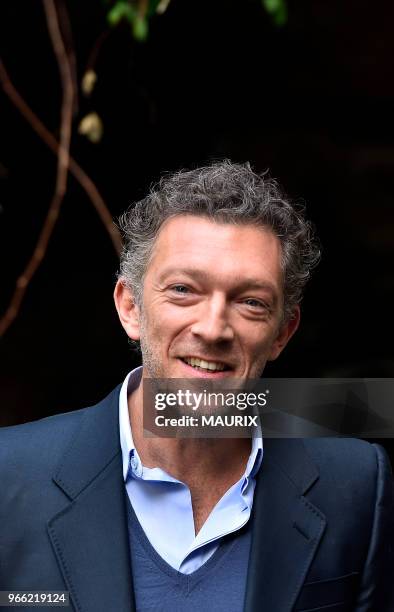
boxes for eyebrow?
[158,267,279,301]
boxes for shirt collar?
[119,367,263,482]
[119,366,143,480]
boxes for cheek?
[246,332,277,361]
[144,305,188,345]
[157,303,193,330]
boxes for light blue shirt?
[119,366,263,575]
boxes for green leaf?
[132,15,149,41]
[262,0,281,11]
[107,1,137,27]
[262,0,288,26]
[272,3,287,26]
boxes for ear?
[113,279,141,341]
[268,305,300,361]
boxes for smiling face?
[115,215,300,379]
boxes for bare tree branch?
[138,0,149,18]
[0,3,122,337]
[56,0,79,115]
[0,0,73,337]
[0,59,122,254]
[43,0,73,197]
[85,29,111,74]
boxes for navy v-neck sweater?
[126,498,252,612]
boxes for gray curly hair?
[117,160,321,322]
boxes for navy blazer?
[1,385,393,612]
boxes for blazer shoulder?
[302,437,392,492]
[0,407,87,474]
[303,436,388,461]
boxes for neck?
[128,380,251,487]
[128,380,251,534]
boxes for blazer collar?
[244,438,326,612]
[52,384,122,500]
[48,385,135,612]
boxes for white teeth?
[184,357,226,371]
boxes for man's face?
[116,215,299,379]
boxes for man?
[1,161,393,611]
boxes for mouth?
[178,356,234,377]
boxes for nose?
[190,294,234,343]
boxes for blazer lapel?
[47,386,135,612]
[244,438,327,612]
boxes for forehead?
[147,215,283,291]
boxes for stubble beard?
[138,309,166,379]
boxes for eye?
[243,298,266,308]
[170,284,190,294]
[241,298,271,315]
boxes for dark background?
[1,1,393,463]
